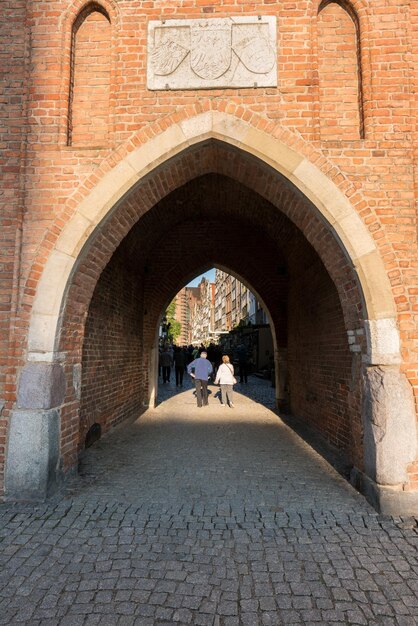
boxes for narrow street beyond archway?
[1,379,417,625]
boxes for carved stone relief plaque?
[147,17,277,90]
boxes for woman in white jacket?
[215,355,236,407]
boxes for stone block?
[180,111,213,141]
[292,159,353,226]
[243,127,303,175]
[5,408,60,500]
[351,468,418,516]
[126,124,186,176]
[362,365,417,486]
[17,362,66,410]
[27,312,59,357]
[356,252,397,322]
[73,363,82,400]
[55,212,93,257]
[364,318,401,365]
[32,249,73,316]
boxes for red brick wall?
[0,1,28,493]
[1,1,417,495]
[69,8,111,146]
[410,1,418,491]
[79,247,145,449]
[288,243,358,454]
[317,1,362,139]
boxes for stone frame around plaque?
[147,16,277,91]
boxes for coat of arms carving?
[148,17,277,90]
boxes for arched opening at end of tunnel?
[155,265,277,411]
[76,168,364,483]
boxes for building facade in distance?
[189,278,216,345]
[174,287,200,345]
[214,269,268,332]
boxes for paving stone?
[0,377,417,625]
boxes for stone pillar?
[5,362,66,500]
[351,365,418,515]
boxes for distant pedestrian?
[213,344,223,376]
[236,343,248,384]
[187,351,213,407]
[207,342,216,369]
[187,345,194,364]
[215,355,236,408]
[174,346,186,387]
[160,347,173,383]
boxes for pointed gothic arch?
[6,113,416,515]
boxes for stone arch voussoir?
[28,110,399,367]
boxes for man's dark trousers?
[195,379,208,406]
[239,362,248,383]
[175,366,184,386]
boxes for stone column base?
[351,468,418,516]
[5,409,61,501]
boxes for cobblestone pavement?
[1,377,417,625]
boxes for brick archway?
[6,114,417,514]
[27,112,399,364]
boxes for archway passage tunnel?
[58,142,367,489]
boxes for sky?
[186,267,216,287]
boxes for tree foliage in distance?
[165,298,182,343]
